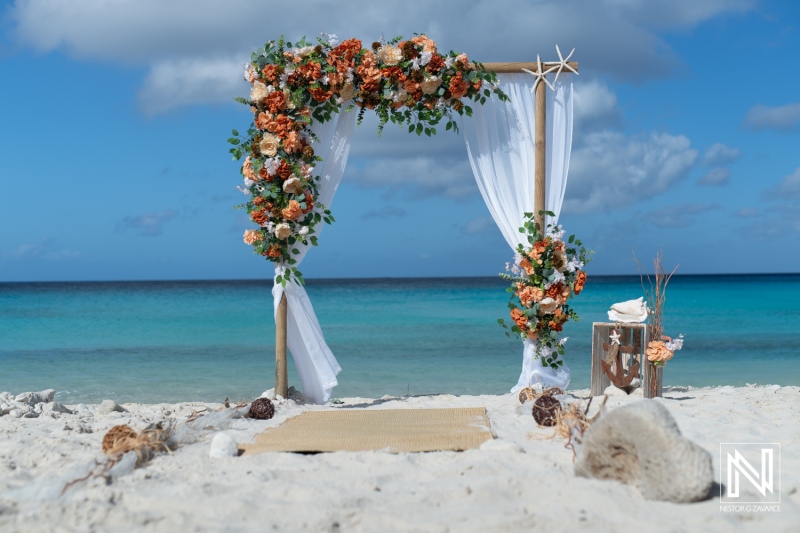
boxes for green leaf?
[568,235,575,243]
[232,129,239,136]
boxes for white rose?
[244,177,256,188]
[295,46,315,58]
[259,134,280,157]
[250,81,270,102]
[299,226,309,236]
[282,176,303,195]
[377,45,403,66]
[274,223,292,240]
[420,76,442,95]
[538,297,559,315]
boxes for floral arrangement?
[498,211,592,370]
[636,249,685,367]
[228,33,506,286]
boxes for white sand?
[1,385,798,532]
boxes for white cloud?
[116,210,177,237]
[361,205,407,220]
[702,143,740,166]
[138,57,248,114]
[767,167,800,200]
[573,80,621,130]
[698,167,731,186]
[462,217,492,235]
[643,203,718,228]
[563,131,698,213]
[6,237,80,260]
[6,0,757,113]
[744,103,800,131]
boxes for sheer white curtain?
[272,110,357,404]
[462,72,574,392]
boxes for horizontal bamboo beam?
[480,61,579,74]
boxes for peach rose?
[538,297,559,315]
[646,341,674,363]
[519,257,535,275]
[274,223,292,240]
[250,81,270,102]
[282,176,303,195]
[259,133,279,157]
[281,200,304,221]
[421,76,442,95]
[456,52,469,67]
[243,229,261,245]
[377,44,403,66]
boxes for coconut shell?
[518,387,538,404]
[532,395,562,427]
[249,398,275,420]
[542,387,565,397]
[102,425,138,454]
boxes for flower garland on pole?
[229,34,507,286]
[498,211,593,370]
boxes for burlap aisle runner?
[240,407,493,454]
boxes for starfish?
[551,45,579,85]
[521,54,558,92]
[609,330,621,345]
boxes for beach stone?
[9,409,23,419]
[209,433,239,458]
[575,400,713,503]
[98,400,125,415]
[0,392,13,403]
[14,389,55,405]
[41,402,73,416]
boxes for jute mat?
[239,407,493,454]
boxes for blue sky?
[0,0,798,282]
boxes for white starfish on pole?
[552,45,578,85]
[521,54,558,92]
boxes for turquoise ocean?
[1,275,798,404]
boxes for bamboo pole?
[481,61,578,74]
[534,78,547,234]
[275,292,289,398]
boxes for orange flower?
[266,244,282,259]
[410,35,437,53]
[243,229,261,245]
[553,240,566,252]
[258,166,273,182]
[646,341,673,363]
[275,161,293,180]
[254,112,272,130]
[510,308,528,332]
[309,87,333,102]
[283,131,304,154]
[546,283,569,305]
[250,207,268,226]
[573,271,587,295]
[261,64,282,84]
[518,257,535,275]
[528,240,549,263]
[548,320,563,332]
[517,284,544,307]
[303,190,314,213]
[266,115,294,138]
[242,156,256,181]
[448,72,470,99]
[265,91,286,114]
[282,200,304,221]
[426,54,445,73]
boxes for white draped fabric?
[462,72,574,392]
[272,110,357,404]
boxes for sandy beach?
[0,385,797,532]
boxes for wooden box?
[591,322,653,396]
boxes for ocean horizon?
[2,273,798,403]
